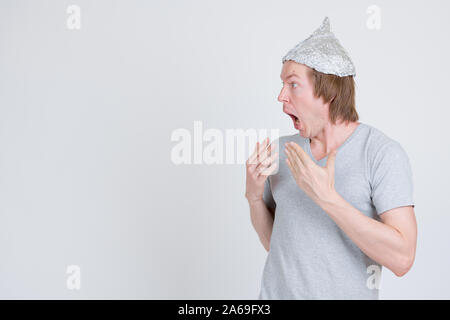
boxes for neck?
[310,120,360,154]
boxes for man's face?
[278,61,327,138]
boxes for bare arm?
[320,193,417,277]
[247,198,275,252]
[245,137,278,252]
[284,141,417,277]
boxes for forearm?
[319,191,412,276]
[247,199,275,252]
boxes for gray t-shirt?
[258,122,415,300]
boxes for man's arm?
[247,198,275,252]
[245,138,278,252]
[284,141,417,277]
[320,193,417,277]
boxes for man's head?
[279,17,358,138]
[278,60,358,138]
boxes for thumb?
[326,149,337,172]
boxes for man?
[245,17,417,299]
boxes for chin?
[298,131,309,138]
[296,126,308,138]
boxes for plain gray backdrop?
[1,0,449,299]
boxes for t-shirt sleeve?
[369,141,415,215]
[263,177,276,211]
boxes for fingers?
[256,151,278,177]
[286,142,312,167]
[258,141,275,166]
[255,150,277,172]
[259,161,278,177]
[247,138,265,165]
[257,138,270,164]
[285,155,296,176]
[247,141,261,165]
[285,145,304,173]
[247,137,271,166]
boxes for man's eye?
[291,83,298,88]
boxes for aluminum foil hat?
[282,17,356,77]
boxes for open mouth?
[286,112,301,129]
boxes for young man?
[245,17,417,299]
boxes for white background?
[0,0,449,299]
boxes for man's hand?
[284,141,337,205]
[245,138,278,203]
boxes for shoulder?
[362,123,411,179]
[362,123,407,157]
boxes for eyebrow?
[280,73,301,80]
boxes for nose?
[278,85,288,103]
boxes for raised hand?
[245,138,279,203]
